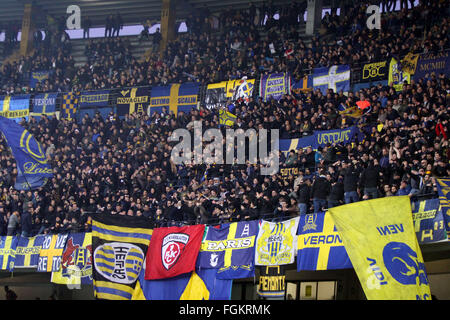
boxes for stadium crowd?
[0,0,448,237]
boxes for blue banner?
[197,220,259,279]
[291,76,313,94]
[31,93,57,121]
[149,83,199,116]
[436,178,450,236]
[280,126,358,156]
[0,95,30,122]
[0,116,53,190]
[412,199,448,244]
[259,73,291,102]
[14,235,46,268]
[29,70,52,88]
[314,126,358,148]
[297,212,352,271]
[414,51,450,81]
[312,65,350,94]
[79,90,110,108]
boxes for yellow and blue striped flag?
[0,236,19,271]
[92,213,152,300]
[297,212,352,271]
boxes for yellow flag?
[389,58,410,92]
[329,196,431,300]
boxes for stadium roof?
[1,0,338,27]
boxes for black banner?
[257,265,286,298]
[361,61,388,82]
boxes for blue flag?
[312,65,350,94]
[297,212,352,271]
[14,235,46,268]
[0,236,19,271]
[436,178,450,236]
[0,116,53,190]
[132,266,232,300]
[412,199,448,244]
[197,221,259,269]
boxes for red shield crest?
[161,233,189,270]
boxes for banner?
[0,116,53,190]
[149,83,199,116]
[37,233,69,272]
[296,212,352,271]
[389,58,411,92]
[259,73,291,102]
[60,92,79,120]
[414,51,450,80]
[29,70,52,88]
[291,76,313,93]
[312,65,350,94]
[51,233,93,285]
[255,217,300,266]
[92,213,152,300]
[314,126,358,148]
[279,135,315,156]
[14,235,45,268]
[218,108,236,126]
[79,90,110,108]
[329,196,431,300]
[197,221,258,271]
[279,167,301,181]
[412,199,448,244]
[0,95,30,122]
[257,265,286,298]
[205,79,255,109]
[401,53,420,75]
[145,224,205,280]
[361,61,388,82]
[436,178,450,236]
[132,265,232,300]
[116,87,150,116]
[279,126,357,155]
[0,236,19,271]
[30,93,57,120]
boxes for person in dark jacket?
[296,178,311,215]
[20,203,33,237]
[311,170,331,213]
[360,160,381,199]
[327,175,344,208]
[342,163,360,204]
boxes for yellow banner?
[401,53,420,75]
[329,196,431,300]
[389,58,411,92]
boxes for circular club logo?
[161,233,189,270]
[382,241,428,286]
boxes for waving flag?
[145,224,205,280]
[0,116,53,190]
[329,196,431,300]
[296,212,352,271]
[92,214,152,300]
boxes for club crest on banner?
[94,242,144,284]
[162,233,189,270]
